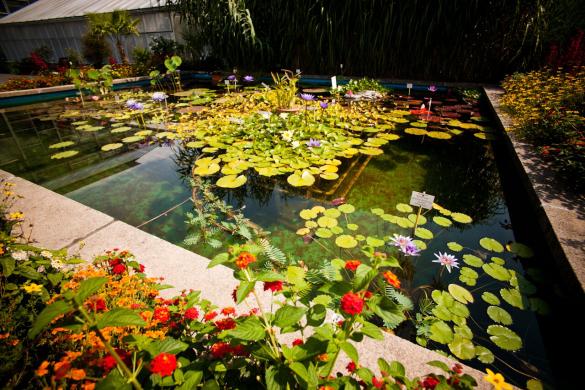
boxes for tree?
[86,10,140,64]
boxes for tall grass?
[169,0,585,82]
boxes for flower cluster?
[389,234,420,256]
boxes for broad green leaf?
[208,253,229,268]
[51,150,79,159]
[29,300,72,338]
[462,254,484,267]
[274,305,306,328]
[286,266,306,286]
[101,143,123,151]
[448,301,470,318]
[227,316,266,341]
[487,325,523,351]
[236,281,255,304]
[479,237,504,253]
[96,367,131,390]
[49,141,75,149]
[256,271,285,282]
[486,306,513,325]
[508,242,534,258]
[426,361,450,372]
[300,209,318,220]
[306,304,326,326]
[429,321,453,344]
[414,227,433,240]
[454,324,473,340]
[265,366,290,390]
[448,335,475,360]
[396,203,413,213]
[145,337,189,356]
[353,264,377,291]
[317,216,338,228]
[365,236,385,247]
[482,263,511,281]
[481,292,501,305]
[335,235,358,249]
[450,212,472,223]
[312,295,332,306]
[433,216,452,227]
[216,174,247,188]
[338,204,355,213]
[341,341,359,364]
[76,277,108,304]
[500,288,525,309]
[475,346,495,364]
[526,379,544,390]
[0,258,16,277]
[447,242,463,252]
[177,371,203,390]
[97,308,146,329]
[360,320,384,340]
[448,284,474,303]
[371,296,405,328]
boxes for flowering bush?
[501,66,585,188]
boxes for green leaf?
[341,341,359,364]
[306,304,326,326]
[448,284,474,304]
[526,379,544,390]
[487,325,523,351]
[448,301,470,318]
[96,367,132,390]
[177,371,203,390]
[481,292,501,305]
[312,295,332,306]
[286,266,306,286]
[338,204,355,213]
[353,264,377,291]
[0,258,16,276]
[366,236,385,247]
[360,320,384,340]
[482,263,511,282]
[76,277,108,303]
[208,253,229,268]
[414,227,433,240]
[274,305,306,328]
[228,316,266,341]
[47,272,63,287]
[335,235,358,249]
[448,335,476,360]
[447,242,463,252]
[454,324,473,340]
[479,237,504,253]
[475,346,495,364]
[429,321,453,344]
[487,306,513,325]
[433,216,452,227]
[145,337,189,356]
[97,308,146,329]
[29,300,72,338]
[256,271,285,282]
[236,281,256,304]
[384,360,405,378]
[462,254,484,267]
[201,379,220,390]
[508,242,534,258]
[500,288,525,309]
[265,366,290,390]
[451,212,472,224]
[371,296,406,328]
[426,360,450,372]
[291,337,328,361]
[396,203,413,213]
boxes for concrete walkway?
[0,168,492,387]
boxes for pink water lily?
[432,252,459,273]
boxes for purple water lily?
[300,93,315,101]
[306,138,321,147]
[126,99,137,108]
[428,85,437,92]
[126,99,144,110]
[243,75,254,82]
[319,101,329,109]
[389,234,420,256]
[152,92,168,102]
[227,74,236,81]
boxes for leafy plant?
[86,10,140,64]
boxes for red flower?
[86,297,107,312]
[109,258,121,266]
[204,311,218,321]
[345,260,361,271]
[364,291,373,299]
[221,307,236,316]
[214,318,236,330]
[139,264,145,272]
[452,363,463,374]
[263,281,283,292]
[184,307,199,320]
[235,252,256,269]
[292,338,304,346]
[153,307,170,323]
[149,353,177,377]
[383,271,401,289]
[340,292,364,316]
[231,344,248,356]
[421,376,440,389]
[346,361,357,372]
[210,342,231,359]
[99,355,117,372]
[112,264,126,275]
[372,377,384,389]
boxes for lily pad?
[491,257,506,265]
[408,214,427,225]
[257,167,281,177]
[300,209,318,220]
[371,208,384,215]
[451,212,472,224]
[482,263,511,282]
[338,204,355,214]
[186,140,206,148]
[49,141,75,149]
[481,292,501,306]
[433,216,452,227]
[404,127,428,136]
[347,223,359,231]
[475,346,495,364]
[396,203,413,213]
[287,170,315,187]
[427,131,452,140]
[330,226,344,235]
[412,239,427,250]
[324,208,341,218]
[122,136,144,143]
[305,221,318,228]
[500,288,525,309]
[317,216,338,228]
[216,174,247,188]
[487,306,513,325]
[507,242,534,258]
[448,284,474,304]
[448,336,476,360]
[320,172,339,180]
[296,228,311,236]
[462,254,484,267]
[359,147,383,156]
[315,228,333,238]
[487,325,522,351]
[50,150,79,159]
[111,126,133,133]
[429,321,453,344]
[366,236,385,247]
[101,143,123,151]
[414,227,433,240]
[335,235,358,249]
[193,163,220,176]
[447,242,463,252]
[479,237,504,253]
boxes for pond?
[0,80,558,387]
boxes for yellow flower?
[484,369,513,390]
[22,283,43,294]
[7,211,24,221]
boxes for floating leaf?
[405,128,428,136]
[317,216,338,228]
[338,204,355,214]
[474,132,497,140]
[487,325,523,351]
[507,242,534,258]
[366,236,385,247]
[320,172,338,180]
[447,242,463,252]
[335,235,358,249]
[371,208,384,215]
[475,346,495,364]
[315,228,332,238]
[500,288,525,309]
[305,221,318,229]
[111,126,133,133]
[429,321,453,344]
[479,237,504,253]
[347,223,358,231]
[300,209,318,220]
[448,284,474,304]
[433,216,452,227]
[330,226,343,235]
[122,136,144,143]
[378,133,400,141]
[216,174,247,188]
[359,147,383,155]
[454,324,473,340]
[481,292,501,306]
[427,131,452,140]
[408,214,427,225]
[487,306,513,325]
[451,212,472,224]
[186,140,206,148]
[296,228,310,236]
[414,227,433,240]
[526,379,543,390]
[410,121,428,128]
[396,217,414,228]
[448,336,475,360]
[396,203,413,213]
[482,263,511,281]
[412,240,427,250]
[324,208,341,218]
[49,141,75,149]
[51,150,79,159]
[287,170,315,187]
[135,130,153,136]
[84,126,104,132]
[491,256,506,265]
[193,163,220,176]
[462,254,484,267]
[101,143,123,151]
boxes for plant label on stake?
[410,191,435,233]
[407,83,413,96]
[331,76,337,89]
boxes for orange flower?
[316,353,329,362]
[345,260,361,271]
[383,271,401,289]
[83,382,96,390]
[68,369,86,381]
[221,307,235,316]
[235,252,256,269]
[36,361,50,376]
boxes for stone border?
[0,168,491,387]
[484,87,585,297]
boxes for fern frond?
[260,238,288,265]
[385,286,414,310]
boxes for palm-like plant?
[87,10,140,64]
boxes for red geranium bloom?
[112,264,126,275]
[149,353,177,377]
[383,271,401,289]
[340,292,364,316]
[231,344,248,356]
[99,355,117,372]
[221,307,236,316]
[422,376,440,389]
[86,297,107,312]
[139,264,145,272]
[292,338,304,346]
[204,311,218,321]
[452,363,463,374]
[210,342,231,359]
[263,281,283,292]
[153,307,170,323]
[372,377,384,389]
[214,317,236,330]
[184,307,199,320]
[235,252,256,269]
[109,258,121,266]
[364,291,373,299]
[344,260,361,271]
[346,361,357,372]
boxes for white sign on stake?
[296,68,301,75]
[331,76,337,89]
[410,191,435,210]
[406,83,413,89]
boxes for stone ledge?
[484,87,585,297]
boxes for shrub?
[82,32,111,67]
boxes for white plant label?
[406,83,413,89]
[331,76,337,89]
[410,191,435,210]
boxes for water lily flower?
[91,95,100,101]
[125,99,137,108]
[257,111,272,120]
[306,138,321,147]
[432,252,459,273]
[243,75,254,82]
[227,74,236,81]
[300,93,315,101]
[152,92,168,102]
[282,129,294,142]
[428,85,437,92]
[389,234,420,256]
[331,197,346,206]
[404,242,421,256]
[291,140,300,149]
[319,101,329,109]
[126,99,144,110]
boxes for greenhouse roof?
[0,0,167,24]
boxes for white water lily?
[258,111,272,120]
[281,129,294,142]
[291,140,300,149]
